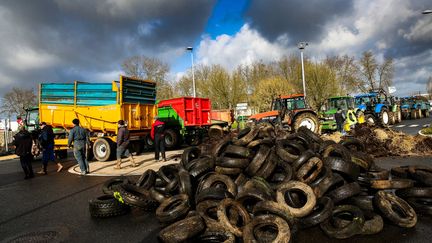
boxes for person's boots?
[114,159,122,169]
[56,163,63,172]
[130,156,137,167]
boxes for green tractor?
[320,96,358,132]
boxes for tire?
[425,110,430,118]
[136,169,156,189]
[411,110,417,119]
[276,181,316,217]
[130,141,143,155]
[293,112,319,134]
[89,195,130,218]
[144,134,154,148]
[396,109,402,123]
[374,190,417,228]
[417,109,423,118]
[164,129,179,149]
[93,138,113,162]
[320,205,365,239]
[158,215,205,243]
[208,125,223,139]
[379,109,389,127]
[364,114,376,126]
[156,194,191,224]
[114,184,158,210]
[388,112,395,125]
[102,177,129,195]
[243,215,291,243]
[185,134,201,146]
[217,198,251,237]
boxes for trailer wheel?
[164,129,179,149]
[144,134,154,149]
[93,138,113,162]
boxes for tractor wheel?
[365,114,376,126]
[93,138,113,162]
[388,112,396,125]
[396,109,402,123]
[164,129,179,149]
[144,134,154,149]
[292,112,319,134]
[425,110,430,118]
[379,109,390,127]
[56,149,68,159]
[417,109,423,119]
[411,110,417,119]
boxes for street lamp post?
[186,46,196,97]
[298,42,308,99]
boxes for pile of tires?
[89,123,432,242]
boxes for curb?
[418,130,432,137]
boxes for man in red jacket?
[150,116,166,162]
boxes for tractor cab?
[24,107,40,132]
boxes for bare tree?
[121,55,173,100]
[306,62,339,110]
[357,51,394,91]
[325,55,360,94]
[0,87,37,117]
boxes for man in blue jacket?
[68,119,90,175]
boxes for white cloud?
[402,18,432,42]
[196,24,289,71]
[8,47,59,71]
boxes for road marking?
[408,124,419,127]
[388,125,393,128]
[396,125,406,128]
[424,124,430,128]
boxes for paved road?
[389,116,431,135]
[1,153,432,242]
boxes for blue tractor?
[401,96,431,119]
[354,89,400,127]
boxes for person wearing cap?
[115,120,137,169]
[150,116,166,162]
[38,122,63,174]
[12,126,34,179]
[68,119,90,175]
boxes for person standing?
[115,120,137,169]
[12,126,34,179]
[334,108,346,133]
[68,119,90,175]
[150,116,166,162]
[38,122,63,174]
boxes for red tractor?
[248,94,320,133]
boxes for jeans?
[20,153,34,177]
[116,145,130,160]
[42,143,55,166]
[73,144,89,173]
[154,135,166,160]
[336,122,343,133]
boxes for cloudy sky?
[0,0,431,100]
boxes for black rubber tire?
[113,184,158,210]
[364,114,376,126]
[102,177,129,195]
[326,182,361,204]
[181,146,201,169]
[201,174,238,197]
[217,198,251,237]
[178,169,193,200]
[374,190,417,228]
[243,214,291,243]
[135,170,156,189]
[299,196,334,228]
[192,231,236,243]
[158,215,205,242]
[216,156,250,169]
[144,134,154,148]
[89,195,130,218]
[156,194,190,224]
[298,126,323,144]
[208,125,224,139]
[324,156,360,181]
[320,205,365,239]
[340,138,365,152]
[237,127,251,139]
[164,129,179,149]
[195,187,234,205]
[93,138,113,162]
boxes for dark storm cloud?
[0,0,215,95]
[244,0,355,43]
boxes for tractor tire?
[185,135,201,146]
[396,109,402,123]
[293,112,319,134]
[417,109,423,119]
[164,129,179,149]
[379,109,390,127]
[144,134,154,149]
[388,112,396,125]
[411,110,417,119]
[424,110,430,118]
[93,138,113,162]
[364,114,376,126]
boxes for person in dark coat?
[68,119,90,175]
[38,122,63,174]
[115,120,137,169]
[334,108,346,133]
[12,126,34,179]
[150,116,166,162]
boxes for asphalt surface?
[389,115,431,135]
[1,124,432,242]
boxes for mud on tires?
[89,195,130,218]
[293,112,320,134]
